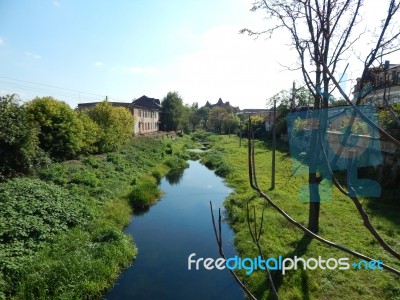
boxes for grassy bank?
[0,134,196,299]
[201,135,400,300]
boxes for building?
[77,95,161,135]
[203,98,239,113]
[132,95,161,134]
[353,62,400,106]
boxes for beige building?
[77,95,161,135]
[131,95,161,135]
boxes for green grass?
[0,133,197,299]
[129,176,162,208]
[202,135,400,300]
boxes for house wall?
[132,107,159,135]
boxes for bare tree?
[241,0,400,233]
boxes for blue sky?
[0,0,399,109]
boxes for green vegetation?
[0,95,43,180]
[85,101,135,153]
[24,96,87,160]
[0,134,196,299]
[129,176,162,208]
[202,135,400,300]
[0,95,136,181]
[160,91,186,131]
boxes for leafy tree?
[24,96,85,161]
[76,111,101,154]
[86,101,135,153]
[208,107,227,134]
[243,115,266,139]
[0,94,39,179]
[197,106,210,129]
[188,103,202,131]
[160,91,185,131]
[222,113,240,135]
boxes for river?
[104,160,244,300]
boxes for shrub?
[24,96,86,160]
[0,94,39,180]
[86,101,135,153]
[0,178,91,271]
[129,177,161,208]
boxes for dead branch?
[247,130,400,276]
[209,201,258,300]
[246,202,278,299]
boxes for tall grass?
[129,176,162,208]
[202,135,400,300]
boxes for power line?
[0,75,132,104]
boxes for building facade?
[131,95,161,135]
[353,62,400,105]
[77,95,161,135]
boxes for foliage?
[207,107,239,134]
[378,103,400,140]
[267,87,311,112]
[0,95,40,180]
[196,106,210,129]
[24,96,85,161]
[86,101,135,153]
[242,115,267,139]
[160,91,185,131]
[129,176,162,208]
[77,111,101,154]
[1,134,195,298]
[339,116,369,135]
[0,178,91,273]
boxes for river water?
[104,160,244,300]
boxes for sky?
[0,0,399,109]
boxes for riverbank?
[0,134,197,299]
[201,134,400,299]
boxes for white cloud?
[93,61,104,67]
[123,67,158,74]
[25,51,41,59]
[0,37,4,45]
[53,1,60,6]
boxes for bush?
[0,178,91,271]
[0,94,39,180]
[129,177,161,208]
[86,101,135,153]
[24,96,85,161]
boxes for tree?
[188,103,202,131]
[24,96,85,161]
[160,91,185,131]
[86,101,135,153]
[242,0,400,233]
[208,107,227,134]
[197,106,210,129]
[223,113,240,136]
[0,94,39,179]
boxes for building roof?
[132,95,161,110]
[77,95,161,111]
[203,98,239,112]
[77,101,131,110]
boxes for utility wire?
[0,75,132,104]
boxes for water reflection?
[165,167,185,185]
